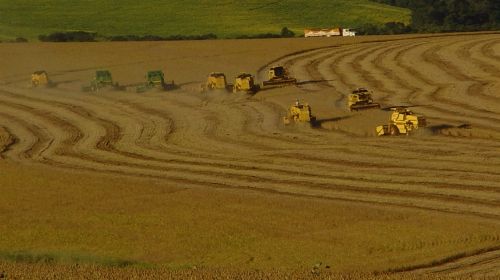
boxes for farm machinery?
[136,70,175,93]
[376,107,427,136]
[233,73,259,93]
[82,70,123,92]
[262,66,297,87]
[283,99,316,125]
[348,88,380,111]
[31,71,54,87]
[202,72,233,92]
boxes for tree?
[281,27,295,38]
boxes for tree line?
[33,27,295,42]
[372,0,499,32]
[37,31,218,42]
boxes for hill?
[0,0,410,40]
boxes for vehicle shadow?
[428,124,472,134]
[312,115,352,127]
[296,79,335,86]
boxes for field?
[0,0,410,40]
[0,33,499,278]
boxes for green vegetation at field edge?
[0,0,410,40]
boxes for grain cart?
[31,71,53,87]
[233,73,259,93]
[376,107,427,136]
[262,66,297,87]
[348,88,380,111]
[136,70,175,93]
[283,99,316,125]
[82,70,122,92]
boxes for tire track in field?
[299,36,500,138]
[457,38,500,80]
[3,94,496,217]
[1,35,500,276]
[3,93,500,220]
[480,38,500,62]
[359,37,500,137]
[2,95,496,219]
[388,39,500,136]
[402,246,500,279]
[2,86,499,222]
[273,34,500,276]
[0,125,16,158]
[424,43,500,116]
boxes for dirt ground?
[0,33,499,278]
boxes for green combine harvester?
[136,70,175,93]
[82,70,124,92]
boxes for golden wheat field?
[0,33,499,279]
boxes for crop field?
[0,0,410,40]
[0,33,499,278]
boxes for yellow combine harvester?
[376,107,427,136]
[348,88,380,111]
[233,73,259,93]
[283,100,316,125]
[262,66,297,87]
[202,72,233,92]
[31,71,53,87]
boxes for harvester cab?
[31,71,52,87]
[147,70,165,86]
[376,107,427,136]
[95,70,113,86]
[233,73,259,93]
[262,66,297,87]
[82,70,121,92]
[348,88,380,111]
[136,70,175,93]
[270,66,285,79]
[283,99,316,125]
[203,72,232,92]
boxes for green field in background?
[0,0,410,40]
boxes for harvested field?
[0,33,499,278]
[2,261,499,280]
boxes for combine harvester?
[262,66,297,88]
[376,107,427,136]
[348,88,380,111]
[202,72,233,92]
[82,70,124,92]
[232,73,259,94]
[31,71,54,88]
[283,99,316,125]
[136,70,175,93]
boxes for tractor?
[262,66,297,87]
[348,88,380,111]
[136,70,175,93]
[376,107,427,136]
[233,73,259,93]
[283,99,316,125]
